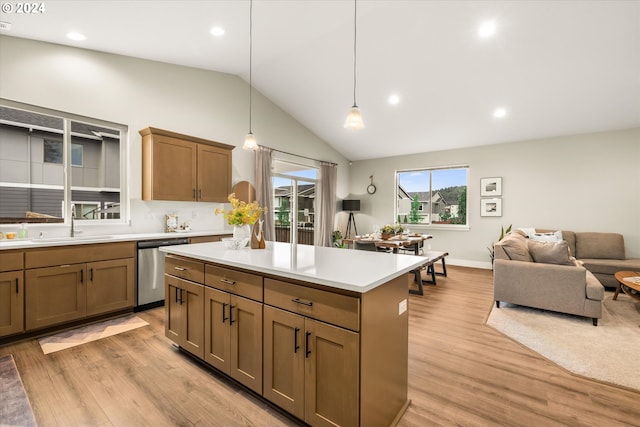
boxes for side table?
[613,271,640,301]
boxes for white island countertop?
[161,241,427,293]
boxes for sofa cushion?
[530,230,563,243]
[501,233,532,262]
[580,258,640,275]
[575,232,625,260]
[536,229,576,256]
[528,240,574,265]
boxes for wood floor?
[1,266,638,427]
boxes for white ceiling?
[2,0,639,161]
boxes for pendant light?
[344,0,364,130]
[243,0,258,150]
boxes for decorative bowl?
[222,237,249,250]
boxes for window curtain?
[255,146,275,241]
[316,161,337,247]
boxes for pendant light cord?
[352,0,358,107]
[249,0,253,133]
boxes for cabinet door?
[25,264,86,330]
[204,287,231,372]
[0,271,24,337]
[151,136,197,201]
[165,275,204,358]
[197,143,231,203]
[263,306,305,419]
[229,295,263,393]
[86,258,135,316]
[305,320,359,427]
[165,274,182,343]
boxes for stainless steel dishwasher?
[136,237,190,311]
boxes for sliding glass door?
[272,160,317,246]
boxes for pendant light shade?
[345,0,364,130]
[243,0,259,150]
[243,132,257,150]
[344,105,364,130]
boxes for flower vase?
[233,224,251,247]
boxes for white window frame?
[0,98,129,226]
[395,165,469,231]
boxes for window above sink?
[0,99,129,225]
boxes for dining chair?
[354,241,378,251]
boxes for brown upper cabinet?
[140,127,234,202]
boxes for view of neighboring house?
[0,107,121,220]
[397,185,460,224]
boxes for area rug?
[486,293,640,391]
[39,315,148,355]
[0,354,37,427]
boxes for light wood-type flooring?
[1,266,638,426]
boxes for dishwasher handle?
[137,238,190,249]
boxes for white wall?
[0,36,349,235]
[348,128,640,267]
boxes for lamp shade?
[344,106,364,129]
[342,199,360,211]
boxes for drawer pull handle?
[294,327,300,353]
[220,278,236,285]
[80,269,84,283]
[90,268,93,281]
[15,278,19,294]
[305,331,311,358]
[292,298,313,307]
[174,267,187,271]
[222,302,228,323]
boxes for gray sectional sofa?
[493,228,640,325]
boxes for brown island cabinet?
[161,241,426,427]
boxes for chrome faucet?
[70,208,75,237]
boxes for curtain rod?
[260,145,337,167]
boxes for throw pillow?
[518,227,537,237]
[529,230,563,243]
[501,233,533,262]
[527,240,574,265]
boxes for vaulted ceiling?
[2,1,639,160]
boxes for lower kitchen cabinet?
[87,258,135,316]
[25,264,86,330]
[25,258,136,331]
[263,305,359,427]
[0,270,24,337]
[204,287,263,393]
[165,274,204,358]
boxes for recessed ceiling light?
[493,108,507,118]
[388,94,400,105]
[478,21,496,38]
[210,26,225,37]
[66,31,86,41]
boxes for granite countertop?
[0,230,231,250]
[161,241,426,293]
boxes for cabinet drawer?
[25,241,135,269]
[165,255,204,283]
[0,250,24,272]
[205,264,263,302]
[264,278,360,332]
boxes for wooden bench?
[409,250,449,296]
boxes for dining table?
[343,234,433,255]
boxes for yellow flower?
[215,193,267,226]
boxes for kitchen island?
[160,241,425,427]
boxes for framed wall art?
[480,198,502,217]
[480,177,502,197]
